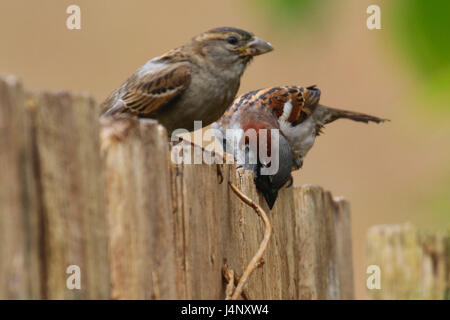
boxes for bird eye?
[226,36,238,45]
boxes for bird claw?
[216,164,224,184]
[285,175,294,188]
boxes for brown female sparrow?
[212,85,388,209]
[100,27,273,135]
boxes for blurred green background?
[263,0,450,112]
[0,0,449,298]
[390,0,450,115]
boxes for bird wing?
[114,62,191,116]
[284,85,321,125]
[218,85,322,129]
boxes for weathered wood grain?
[333,197,354,299]
[367,224,449,299]
[0,75,41,299]
[1,74,356,299]
[293,185,340,299]
[101,116,177,299]
[31,90,109,299]
[170,140,352,299]
[103,120,355,300]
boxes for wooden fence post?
[171,141,354,299]
[0,74,356,300]
[367,224,449,299]
[30,90,110,299]
[101,117,177,299]
[0,75,41,299]
[294,185,340,299]
[333,197,355,299]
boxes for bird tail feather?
[319,104,389,125]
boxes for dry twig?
[222,267,235,300]
[227,182,272,300]
[222,263,251,300]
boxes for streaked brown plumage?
[213,85,388,208]
[100,27,273,135]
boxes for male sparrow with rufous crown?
[213,85,388,209]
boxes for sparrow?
[100,27,273,135]
[212,85,388,209]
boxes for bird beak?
[262,189,278,210]
[244,37,274,56]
